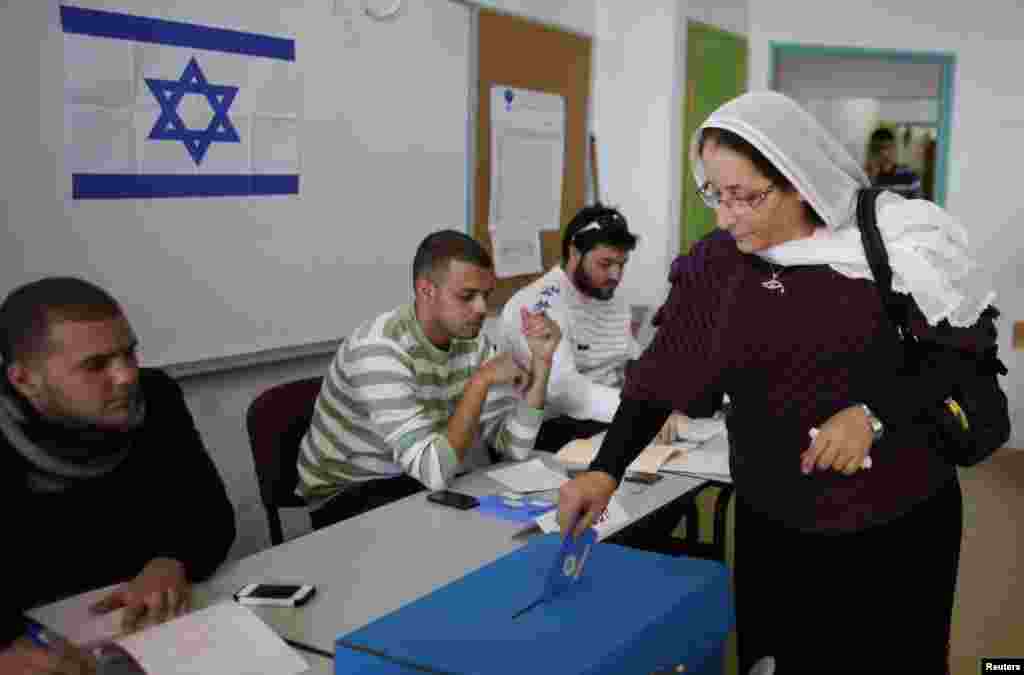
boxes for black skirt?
[734,478,962,674]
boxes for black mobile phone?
[427,490,480,510]
[624,471,663,485]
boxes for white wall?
[748,0,1024,446]
[181,0,598,560]
[801,98,881,167]
[471,0,594,35]
[590,0,749,310]
[878,98,940,125]
[776,56,942,100]
[592,0,683,310]
[684,0,748,39]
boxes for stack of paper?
[674,415,727,443]
[555,432,689,475]
[659,433,731,483]
[554,420,732,483]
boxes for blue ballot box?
[335,534,733,675]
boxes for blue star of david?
[144,57,240,165]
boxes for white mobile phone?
[233,583,316,607]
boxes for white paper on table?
[30,594,307,675]
[116,601,307,675]
[486,458,568,493]
[674,415,727,443]
[27,583,126,647]
[488,223,543,278]
[535,495,630,540]
[488,86,565,237]
[660,433,731,481]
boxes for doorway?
[680,21,747,253]
[771,44,955,206]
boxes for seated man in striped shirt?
[297,230,561,529]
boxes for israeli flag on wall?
[60,5,300,199]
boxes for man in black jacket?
[0,277,236,674]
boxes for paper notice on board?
[489,224,543,278]
[489,86,565,238]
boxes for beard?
[37,383,144,431]
[573,264,616,301]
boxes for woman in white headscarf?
[557,91,996,673]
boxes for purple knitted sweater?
[592,229,956,533]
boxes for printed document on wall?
[489,224,543,279]
[488,86,565,277]
[60,4,300,200]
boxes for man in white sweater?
[502,205,703,452]
[500,205,723,553]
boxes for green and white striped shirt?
[297,304,543,500]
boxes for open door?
[680,21,748,253]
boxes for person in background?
[865,126,923,199]
[558,91,992,673]
[0,277,236,674]
[297,230,561,530]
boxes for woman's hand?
[800,405,874,475]
[557,471,618,538]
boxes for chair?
[681,480,734,563]
[246,376,324,546]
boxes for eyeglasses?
[697,182,776,214]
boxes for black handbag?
[856,188,1011,467]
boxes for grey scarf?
[0,383,145,493]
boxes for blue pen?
[24,618,146,674]
[23,618,54,649]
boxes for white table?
[35,457,706,674]
[198,456,706,663]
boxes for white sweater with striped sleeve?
[500,266,639,424]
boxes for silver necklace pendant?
[761,267,785,294]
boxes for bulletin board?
[473,9,592,311]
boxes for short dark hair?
[870,127,896,147]
[0,277,123,365]
[697,127,824,227]
[412,230,493,287]
[561,204,638,262]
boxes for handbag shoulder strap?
[855,188,910,336]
